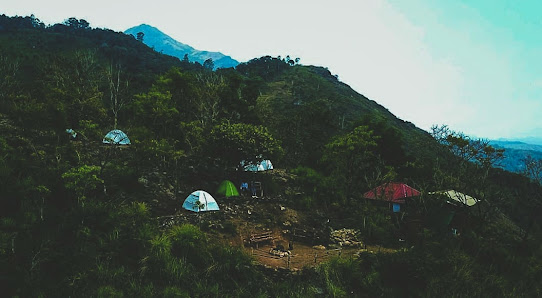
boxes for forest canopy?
[1,14,541,297]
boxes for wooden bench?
[249,231,273,248]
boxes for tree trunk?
[11,236,15,254]
[40,197,44,221]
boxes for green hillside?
[1,14,542,297]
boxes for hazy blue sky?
[3,0,541,139]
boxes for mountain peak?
[127,23,154,30]
[124,24,238,69]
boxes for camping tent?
[432,190,478,207]
[242,159,273,172]
[65,128,77,139]
[216,180,239,197]
[103,129,131,145]
[182,190,220,212]
[363,182,421,204]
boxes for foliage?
[209,121,283,170]
[202,58,214,70]
[62,165,104,205]
[131,90,178,136]
[522,154,542,183]
[321,125,379,201]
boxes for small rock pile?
[330,228,362,247]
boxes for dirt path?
[244,241,400,270]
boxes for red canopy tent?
[363,182,421,204]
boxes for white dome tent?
[441,190,478,207]
[241,159,273,172]
[182,190,220,212]
[429,190,478,207]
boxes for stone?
[330,228,362,246]
[312,245,326,250]
[138,177,149,186]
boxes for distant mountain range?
[495,137,542,146]
[490,140,542,173]
[490,140,542,152]
[125,24,239,69]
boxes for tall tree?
[62,165,104,207]
[203,58,214,70]
[0,55,20,103]
[209,121,283,170]
[193,73,225,127]
[64,17,90,30]
[522,155,542,184]
[106,62,130,129]
[131,89,178,136]
[430,125,505,219]
[136,31,144,42]
[321,125,380,200]
[45,50,106,126]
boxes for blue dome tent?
[103,129,131,145]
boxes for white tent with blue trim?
[182,190,220,212]
[242,159,273,172]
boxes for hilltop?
[125,24,239,69]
